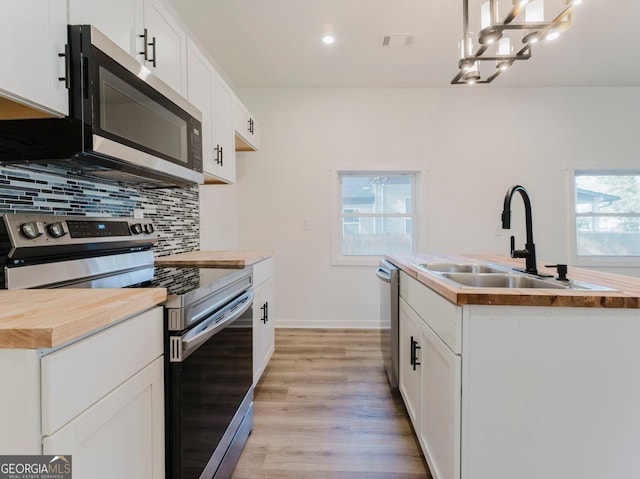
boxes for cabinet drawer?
[41,307,163,435]
[253,257,273,286]
[400,272,461,353]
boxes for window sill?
[332,255,385,267]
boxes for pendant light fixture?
[452,0,583,85]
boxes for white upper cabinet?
[68,0,187,96]
[0,0,69,117]
[210,74,236,183]
[186,40,235,184]
[142,0,188,96]
[68,0,143,60]
[234,97,260,151]
[187,39,216,176]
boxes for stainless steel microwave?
[0,25,203,188]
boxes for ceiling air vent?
[380,34,415,48]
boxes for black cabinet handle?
[149,36,157,67]
[214,145,221,165]
[219,146,223,166]
[260,302,268,323]
[139,29,149,60]
[248,118,254,134]
[410,336,421,371]
[58,44,71,89]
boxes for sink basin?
[440,272,615,291]
[441,273,569,289]
[419,262,506,274]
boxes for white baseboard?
[274,318,383,329]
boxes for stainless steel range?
[0,213,254,479]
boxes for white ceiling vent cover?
[380,34,415,48]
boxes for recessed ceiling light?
[322,35,335,45]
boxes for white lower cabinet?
[399,299,423,426]
[43,357,164,479]
[399,269,640,479]
[400,295,460,479]
[253,257,275,384]
[419,316,460,479]
[0,306,164,478]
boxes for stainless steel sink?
[441,273,569,289]
[419,262,506,274]
[439,272,615,291]
[414,260,616,291]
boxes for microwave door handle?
[180,290,254,357]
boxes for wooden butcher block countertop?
[386,253,640,308]
[155,250,272,268]
[0,288,167,349]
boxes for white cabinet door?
[68,0,143,60]
[142,0,187,96]
[209,74,236,183]
[187,39,216,175]
[0,0,68,116]
[254,278,274,383]
[43,357,165,479]
[234,97,260,151]
[399,298,422,429]
[252,258,275,384]
[420,321,461,479]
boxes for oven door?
[167,290,254,479]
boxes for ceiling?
[167,0,640,89]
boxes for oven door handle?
[376,267,392,283]
[178,290,254,360]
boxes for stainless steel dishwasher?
[377,259,399,390]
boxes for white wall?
[203,86,640,327]
[199,184,239,250]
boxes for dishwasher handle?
[171,290,254,362]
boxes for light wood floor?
[231,329,432,479]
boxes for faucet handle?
[545,264,568,281]
[510,236,529,259]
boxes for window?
[573,170,640,262]
[332,171,418,265]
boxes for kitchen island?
[386,253,640,479]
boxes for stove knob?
[144,224,154,234]
[20,221,45,239]
[47,222,67,238]
[130,223,144,235]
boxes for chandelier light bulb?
[481,1,492,29]
[546,30,561,41]
[497,37,512,56]
[322,34,335,45]
[525,0,544,22]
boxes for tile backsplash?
[0,166,199,256]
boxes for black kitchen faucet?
[501,184,539,275]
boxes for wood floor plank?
[231,328,432,479]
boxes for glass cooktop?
[143,266,248,296]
